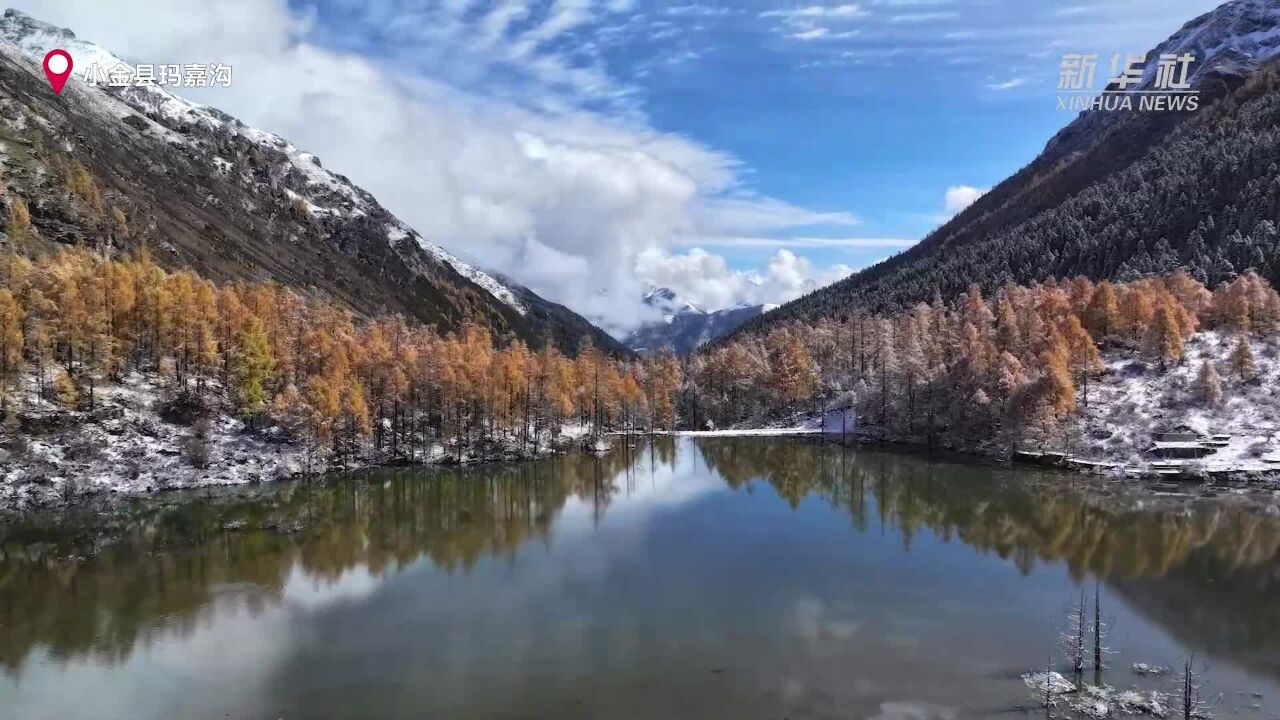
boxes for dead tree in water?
[1028,655,1065,720]
[1090,581,1114,683]
[1061,587,1087,678]
[1044,656,1054,719]
[1179,656,1217,720]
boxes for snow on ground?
[0,10,530,320]
[0,373,593,511]
[1021,670,1172,718]
[1073,330,1280,476]
[0,373,312,511]
[675,428,823,437]
[698,331,1280,480]
[676,403,856,437]
[413,232,528,316]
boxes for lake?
[1,436,1278,720]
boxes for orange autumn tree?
[687,269,1280,452]
[0,246,650,466]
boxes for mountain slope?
[493,273,626,352]
[733,0,1280,338]
[623,288,771,355]
[0,9,624,355]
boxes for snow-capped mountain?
[0,9,622,354]
[740,0,1280,335]
[1045,0,1280,160]
[1139,0,1280,87]
[643,287,703,322]
[623,288,774,355]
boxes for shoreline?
[668,426,1280,488]
[0,437,612,520]
[7,422,1280,519]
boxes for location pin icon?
[43,49,73,95]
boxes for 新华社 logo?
[1057,52,1199,112]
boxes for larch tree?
[1042,334,1077,418]
[1228,335,1257,383]
[773,333,818,407]
[1120,285,1156,346]
[0,289,24,412]
[1144,302,1183,371]
[899,318,926,432]
[995,295,1021,353]
[5,198,36,256]
[234,315,274,427]
[1085,280,1116,340]
[54,368,78,409]
[1196,359,1223,406]
[1059,316,1104,406]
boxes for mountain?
[0,10,624,355]
[623,288,773,355]
[492,273,626,352]
[732,0,1280,338]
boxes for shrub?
[182,417,214,469]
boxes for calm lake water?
[2,437,1279,720]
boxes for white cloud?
[986,76,1026,90]
[760,5,869,19]
[790,27,862,40]
[672,236,915,249]
[698,195,859,233]
[15,0,860,334]
[792,27,831,40]
[635,247,852,313]
[944,185,987,214]
[664,4,738,17]
[888,11,959,23]
[762,3,869,41]
[1054,5,1099,17]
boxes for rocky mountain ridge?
[0,9,623,354]
[623,287,773,355]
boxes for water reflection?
[1,437,1278,719]
[0,446,644,673]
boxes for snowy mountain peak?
[627,288,768,355]
[0,9,525,316]
[0,9,73,45]
[1135,0,1280,89]
[643,286,702,320]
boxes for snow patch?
[0,9,529,318]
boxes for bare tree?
[1178,656,1218,720]
[1026,655,1068,720]
[1044,656,1055,720]
[1090,581,1115,681]
[1061,588,1087,678]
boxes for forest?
[0,241,681,469]
[684,270,1280,453]
[738,64,1280,334]
[4,220,1280,474]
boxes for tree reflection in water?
[1,436,1277,680]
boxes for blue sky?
[21,0,1227,329]
[291,0,1220,294]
